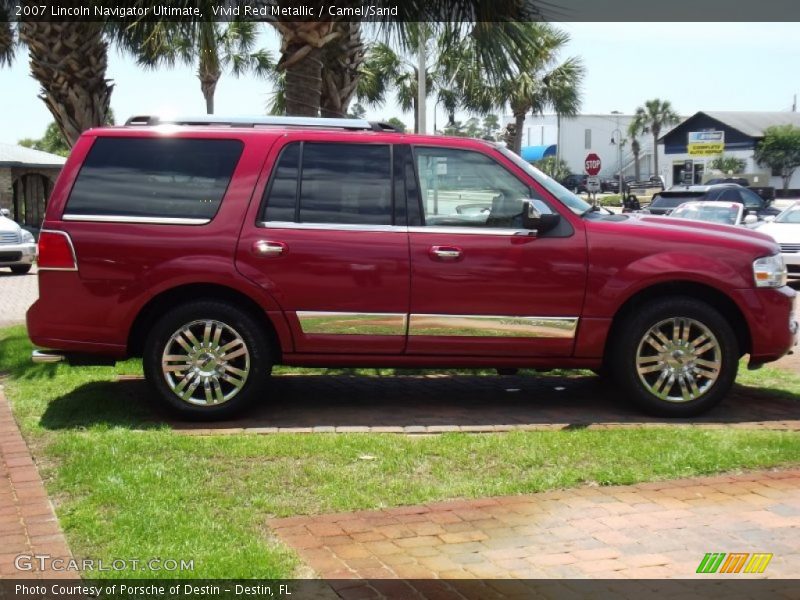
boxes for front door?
[236,139,409,354]
[406,145,587,357]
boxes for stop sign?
[584,153,602,176]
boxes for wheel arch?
[603,280,751,364]
[127,283,284,362]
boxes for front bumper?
[733,286,797,366]
[782,251,800,279]
[0,242,36,266]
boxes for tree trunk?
[201,80,216,115]
[282,46,322,116]
[198,63,220,115]
[18,22,112,147]
[651,127,660,178]
[274,22,339,117]
[511,112,526,155]
[632,139,641,181]
[320,21,364,118]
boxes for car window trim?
[255,220,535,237]
[62,214,210,225]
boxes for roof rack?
[124,115,402,132]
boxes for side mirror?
[0,208,9,218]
[743,214,758,225]
[522,199,561,233]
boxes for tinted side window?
[66,137,243,220]
[299,143,392,225]
[739,188,764,209]
[262,143,300,222]
[716,189,741,203]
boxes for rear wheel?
[10,265,31,275]
[611,297,739,417]
[143,300,271,420]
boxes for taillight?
[38,230,78,271]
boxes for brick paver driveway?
[0,267,37,328]
[0,386,75,580]
[272,469,800,585]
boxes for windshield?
[494,145,592,215]
[671,203,741,225]
[776,202,800,224]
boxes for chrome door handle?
[252,240,287,257]
[430,245,462,260]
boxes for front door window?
[414,147,535,229]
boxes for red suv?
[27,116,797,419]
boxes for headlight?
[20,229,35,244]
[753,254,787,288]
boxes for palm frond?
[266,70,286,116]
[0,7,15,67]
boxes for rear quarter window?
[65,137,243,221]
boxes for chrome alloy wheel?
[161,320,250,406]
[635,317,722,403]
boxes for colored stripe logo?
[697,553,772,574]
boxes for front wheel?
[611,297,739,417]
[143,300,271,420]
[10,265,31,275]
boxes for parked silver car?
[0,211,36,274]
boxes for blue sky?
[1,22,798,143]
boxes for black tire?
[497,368,519,376]
[143,300,271,421]
[610,297,739,417]
[10,265,31,275]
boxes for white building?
[506,113,661,180]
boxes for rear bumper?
[31,349,116,366]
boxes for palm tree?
[355,22,531,134]
[3,20,114,148]
[463,23,584,155]
[0,8,13,67]
[355,32,435,133]
[319,21,366,118]
[131,22,273,115]
[629,99,680,178]
[272,9,550,117]
[272,21,340,117]
[628,135,642,181]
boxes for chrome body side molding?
[295,311,579,339]
[408,315,578,338]
[297,312,408,336]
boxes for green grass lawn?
[1,324,800,579]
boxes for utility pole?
[612,111,623,200]
[417,27,427,134]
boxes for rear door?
[405,145,587,357]
[236,138,410,354]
